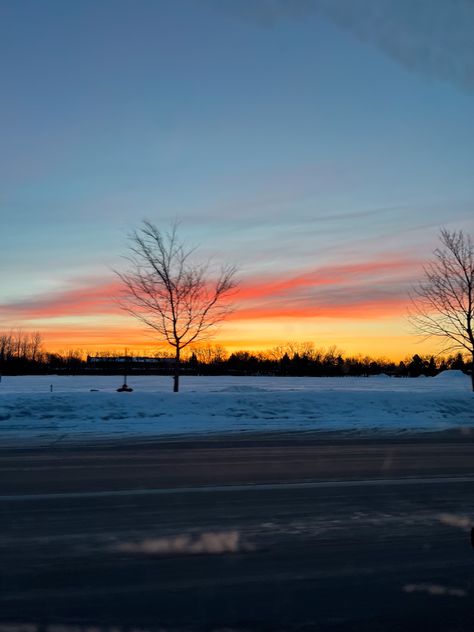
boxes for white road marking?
[1,476,474,501]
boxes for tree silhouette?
[410,229,473,390]
[117,221,238,392]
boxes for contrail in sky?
[207,0,474,92]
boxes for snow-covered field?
[0,372,472,447]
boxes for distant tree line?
[0,332,84,373]
[0,333,471,378]
[187,344,471,378]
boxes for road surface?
[1,434,473,631]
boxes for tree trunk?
[173,346,180,392]
[471,352,474,392]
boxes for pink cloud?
[234,257,420,304]
[0,280,123,320]
[0,255,420,329]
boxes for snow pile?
[115,530,248,555]
[403,584,466,598]
[434,370,469,380]
[437,513,472,530]
[0,375,472,447]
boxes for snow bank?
[0,375,472,447]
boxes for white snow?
[403,584,467,598]
[0,374,472,447]
[434,369,468,380]
[115,530,248,555]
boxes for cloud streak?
[232,293,409,321]
[236,258,418,301]
[0,281,122,320]
[0,256,420,333]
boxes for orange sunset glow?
[0,252,440,360]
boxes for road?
[1,434,473,631]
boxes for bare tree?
[29,332,43,363]
[117,221,238,392]
[0,330,43,363]
[410,229,474,391]
[191,343,228,365]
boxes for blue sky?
[1,0,473,355]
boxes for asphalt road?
[1,434,474,631]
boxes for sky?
[1,0,473,360]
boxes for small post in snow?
[117,349,133,392]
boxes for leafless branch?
[115,221,238,391]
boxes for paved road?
[1,435,473,631]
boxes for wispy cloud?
[237,258,416,299]
[210,0,474,92]
[201,163,350,222]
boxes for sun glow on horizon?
[33,315,440,362]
